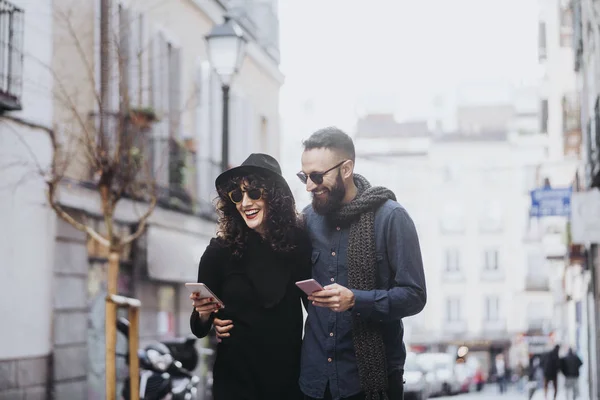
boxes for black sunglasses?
[228,188,264,204]
[296,160,347,185]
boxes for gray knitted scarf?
[328,174,396,400]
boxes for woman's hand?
[214,317,234,342]
[190,292,221,322]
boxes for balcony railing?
[525,275,550,291]
[86,111,198,214]
[0,0,23,112]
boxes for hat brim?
[215,165,293,196]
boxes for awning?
[146,225,212,283]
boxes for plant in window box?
[128,106,158,129]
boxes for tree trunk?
[106,250,119,400]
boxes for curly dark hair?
[215,173,300,257]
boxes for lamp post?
[205,16,246,172]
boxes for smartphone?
[295,279,325,295]
[185,283,225,308]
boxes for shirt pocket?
[311,251,320,276]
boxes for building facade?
[0,0,283,398]
[570,0,600,398]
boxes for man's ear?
[341,160,354,179]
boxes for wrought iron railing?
[0,0,23,111]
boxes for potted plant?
[128,107,158,129]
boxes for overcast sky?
[278,0,541,131]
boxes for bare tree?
[1,1,186,399]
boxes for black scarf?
[328,174,396,400]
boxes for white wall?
[0,0,55,359]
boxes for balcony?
[527,318,552,334]
[482,319,507,339]
[0,0,24,112]
[542,231,567,259]
[445,320,467,335]
[86,111,198,214]
[525,275,550,291]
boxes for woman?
[190,153,311,400]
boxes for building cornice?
[191,0,285,86]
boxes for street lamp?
[205,15,247,172]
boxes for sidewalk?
[529,379,589,400]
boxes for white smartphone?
[295,279,325,295]
[185,283,225,308]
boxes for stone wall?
[51,219,89,398]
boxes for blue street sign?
[529,187,572,218]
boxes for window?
[439,202,466,234]
[526,250,550,290]
[444,248,460,273]
[560,3,573,48]
[260,116,269,153]
[540,99,549,133]
[538,21,547,61]
[479,199,503,233]
[0,0,23,111]
[484,296,500,321]
[446,297,462,322]
[484,249,499,271]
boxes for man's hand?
[214,317,234,342]
[308,283,355,312]
[190,292,221,322]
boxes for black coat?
[190,229,311,400]
[561,352,583,377]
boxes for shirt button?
[330,278,335,282]
[330,332,334,337]
[336,227,341,231]
[328,358,332,362]
[331,251,336,256]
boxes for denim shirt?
[299,200,427,400]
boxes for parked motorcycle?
[117,317,201,400]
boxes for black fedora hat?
[215,153,292,195]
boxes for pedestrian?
[561,348,583,400]
[543,345,561,400]
[297,127,427,400]
[495,354,507,394]
[189,153,311,400]
[213,127,427,399]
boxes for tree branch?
[121,192,157,245]
[47,179,110,247]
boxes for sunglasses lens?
[297,173,308,184]
[247,189,263,200]
[229,189,243,203]
[309,173,323,185]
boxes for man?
[561,348,583,400]
[494,354,507,394]
[297,127,427,400]
[543,345,561,400]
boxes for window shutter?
[197,61,215,207]
[168,46,182,138]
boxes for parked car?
[415,353,443,397]
[417,353,461,396]
[454,362,476,393]
[403,352,431,400]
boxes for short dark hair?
[302,126,355,162]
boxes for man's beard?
[312,172,346,215]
